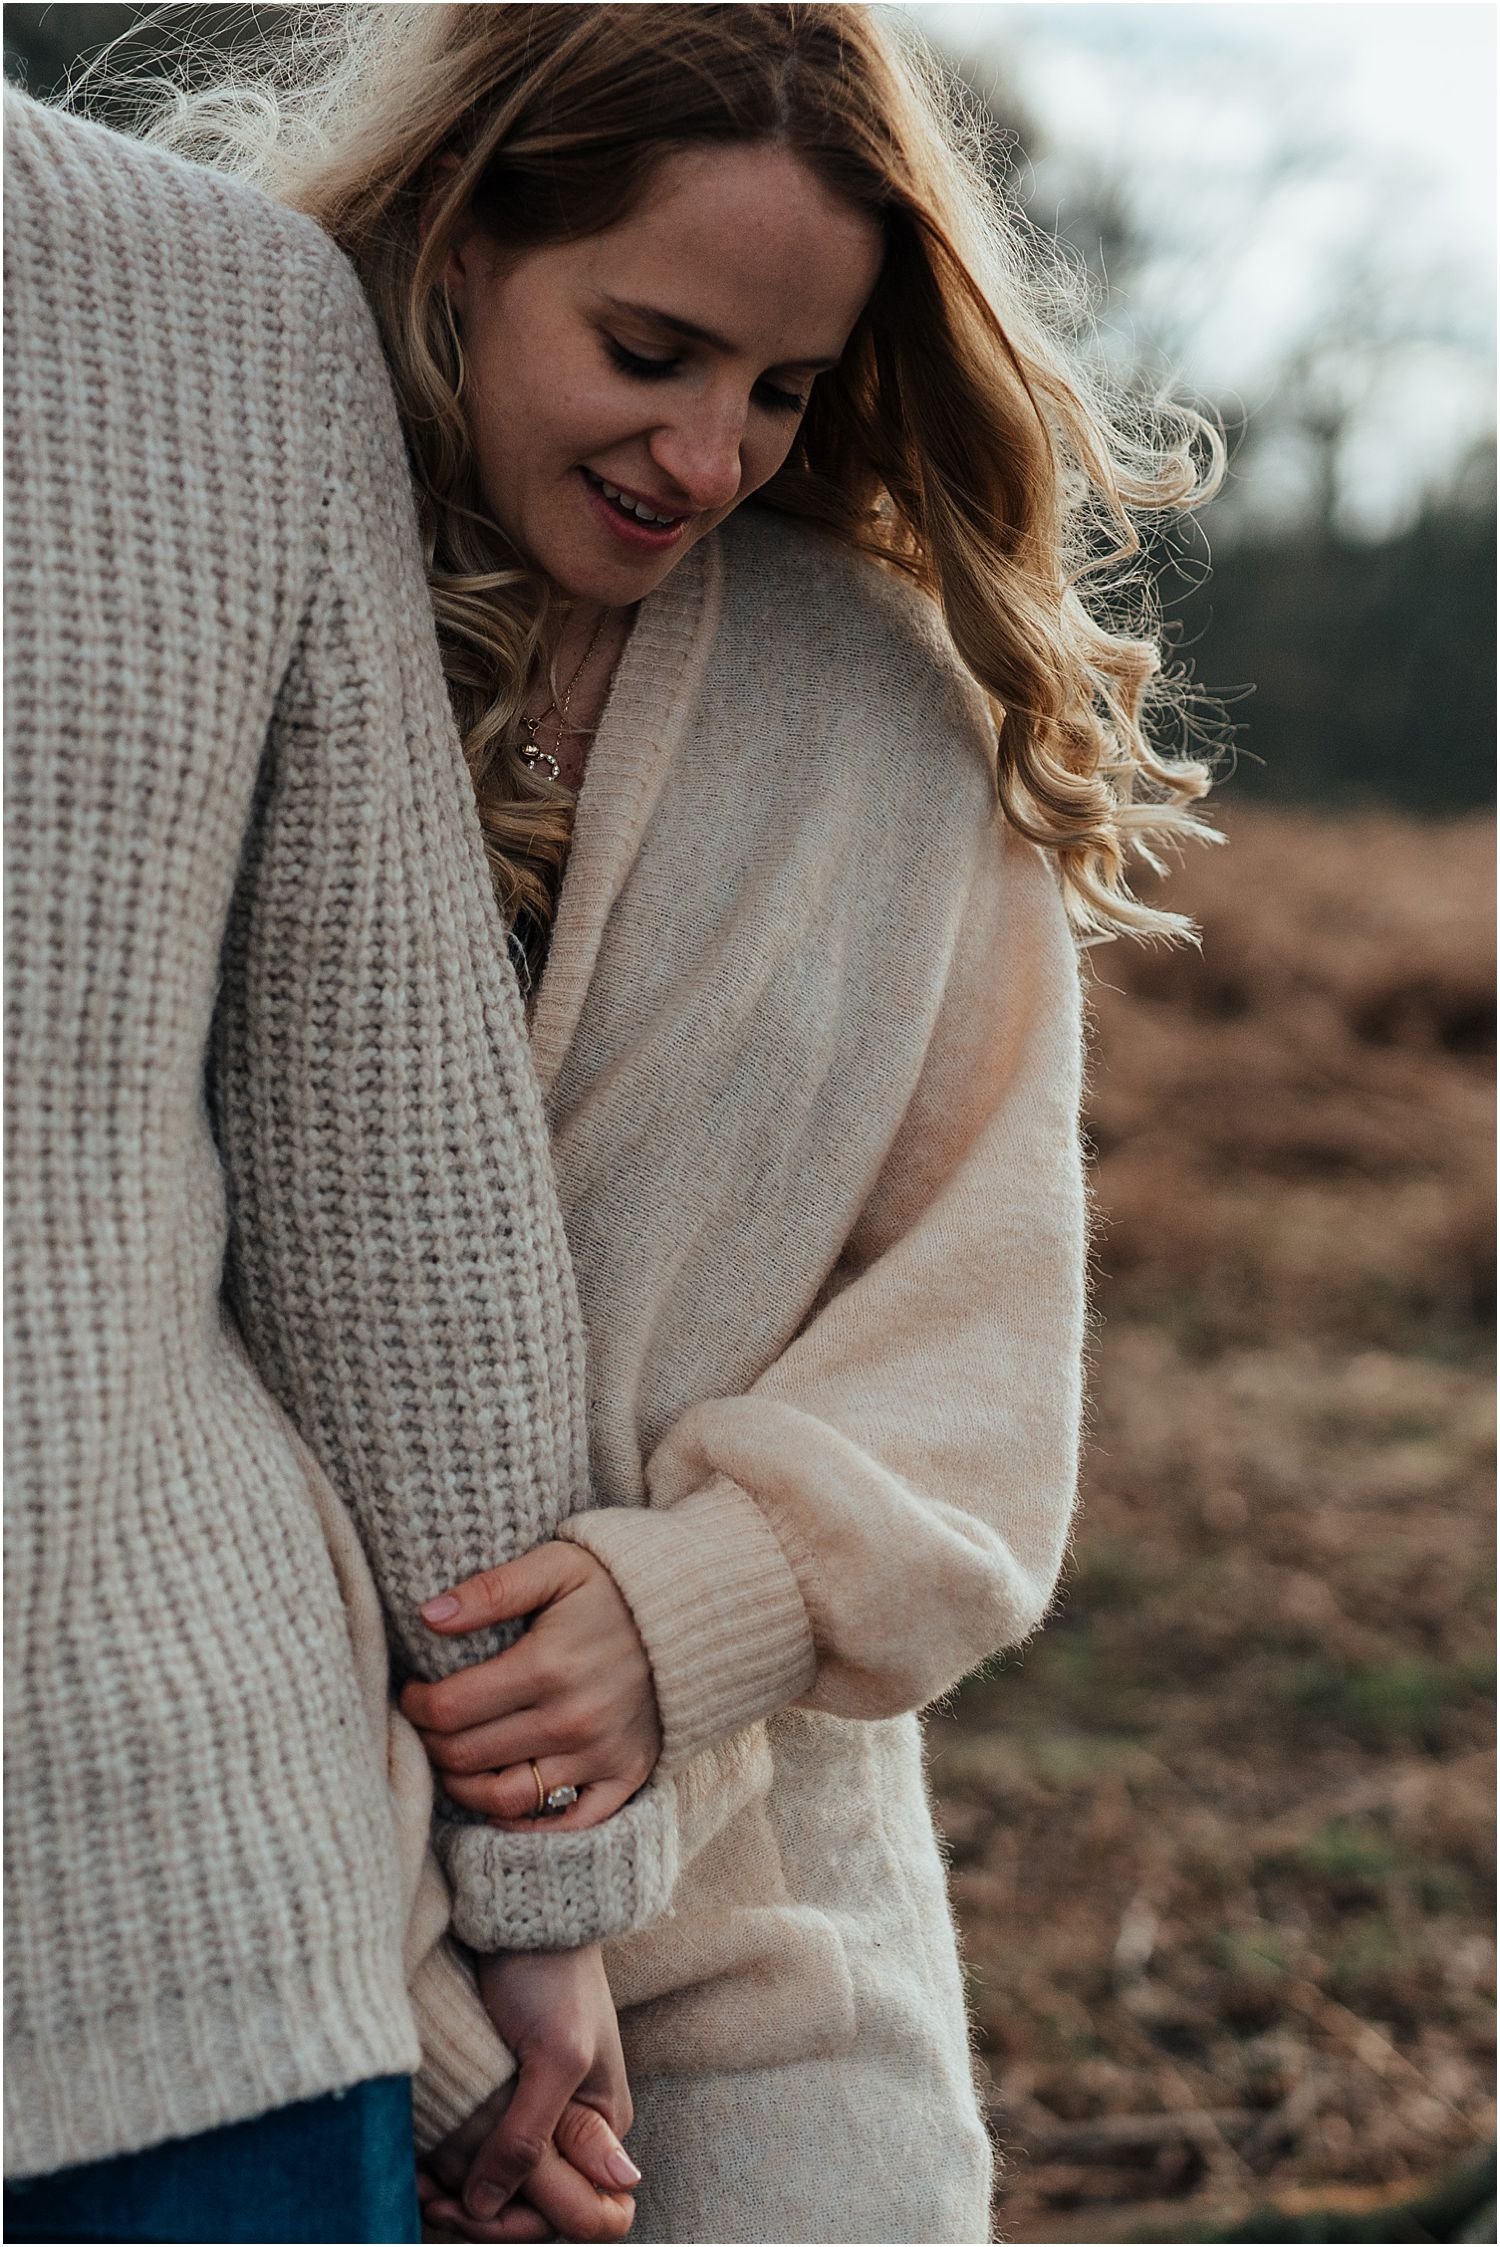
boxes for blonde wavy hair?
[131,2,1224,945]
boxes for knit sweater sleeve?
[558,814,1085,1771]
[210,252,677,1953]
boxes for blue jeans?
[3,2075,420,2244]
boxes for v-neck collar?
[529,531,723,1095]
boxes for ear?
[418,150,474,301]
[418,150,463,241]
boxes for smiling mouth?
[581,467,688,528]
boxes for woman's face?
[445,142,884,606]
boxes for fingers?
[462,2049,581,2221]
[425,2171,635,2245]
[422,1708,565,1780]
[424,2127,486,2199]
[442,1758,584,1822]
[423,2194,559,2242]
[420,2090,639,2241]
[483,1772,642,1834]
[501,2141,635,2243]
[422,1690,639,1788]
[418,1683,631,1778]
[440,1748,620,1819]
[554,2100,642,2194]
[401,1645,544,1736]
[419,1543,584,1638]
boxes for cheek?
[462,304,586,486]
[550,369,653,453]
[463,332,539,499]
[737,417,803,501]
[471,358,651,490]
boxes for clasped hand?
[419,1946,639,2244]
[402,1541,662,1830]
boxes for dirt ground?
[924,808,1495,2243]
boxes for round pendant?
[521,743,562,782]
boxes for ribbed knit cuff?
[409,1938,515,2152]
[436,1772,679,1955]
[558,1478,817,1773]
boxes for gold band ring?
[529,1759,546,1817]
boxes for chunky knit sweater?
[2,91,672,2179]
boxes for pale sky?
[906,2,1496,525]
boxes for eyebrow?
[598,293,842,373]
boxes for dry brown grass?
[925,808,1495,2243]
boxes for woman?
[150,6,1221,2240]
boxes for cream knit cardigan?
[545,511,1086,2101]
[225,499,1086,2200]
[2,92,669,2177]
[359,507,1089,2221]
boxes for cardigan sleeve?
[557,815,1086,1772]
[210,250,678,1954]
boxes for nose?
[647,396,745,515]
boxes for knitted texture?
[294,1406,519,2152]
[285,498,1085,2233]
[547,508,1084,2232]
[3,89,676,2178]
[362,504,1085,2225]
[201,160,679,1960]
[546,509,1085,1755]
[3,91,421,2177]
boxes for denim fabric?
[3,2075,420,2244]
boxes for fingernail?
[606,2151,643,2187]
[421,1594,461,1622]
[468,2184,504,2219]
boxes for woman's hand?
[401,1543,661,1831]
[425,1945,639,2235]
[418,2087,638,2243]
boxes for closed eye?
[604,336,809,416]
[605,337,679,381]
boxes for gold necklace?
[518,612,609,782]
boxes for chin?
[547,545,693,607]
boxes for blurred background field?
[5,5,1494,2240]
[928,808,1494,2240]
[905,13,1497,2234]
